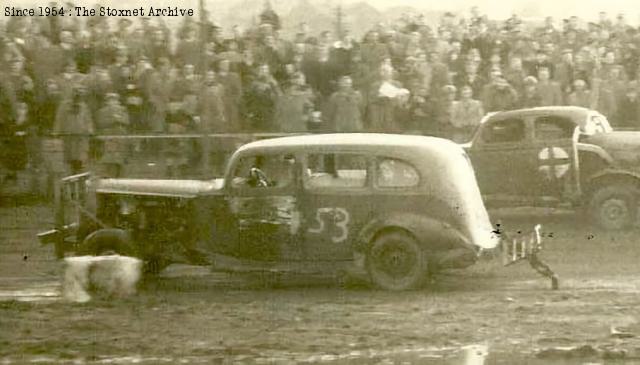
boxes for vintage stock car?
[464,106,640,230]
[39,134,503,290]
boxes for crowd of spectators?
[2,4,640,175]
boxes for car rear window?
[376,158,419,188]
[305,153,368,189]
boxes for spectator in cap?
[198,70,227,175]
[367,64,410,132]
[451,85,484,142]
[594,66,627,120]
[503,57,526,95]
[56,61,84,102]
[360,31,389,72]
[482,76,518,112]
[115,18,133,40]
[0,65,23,176]
[53,87,93,175]
[198,70,226,133]
[555,49,575,94]
[96,92,129,177]
[536,67,563,106]
[146,57,174,133]
[428,50,451,93]
[325,75,364,132]
[455,60,487,99]
[519,76,542,108]
[435,84,457,137]
[598,12,612,31]
[567,79,593,108]
[274,72,314,132]
[529,50,555,79]
[242,64,281,131]
[175,27,201,69]
[217,59,243,132]
[615,83,640,129]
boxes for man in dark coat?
[482,77,519,112]
[53,88,93,175]
[325,76,364,132]
[96,93,129,177]
[242,64,281,131]
[217,59,243,132]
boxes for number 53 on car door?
[308,207,350,243]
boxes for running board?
[210,253,352,276]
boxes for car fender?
[82,228,135,256]
[576,143,615,165]
[583,169,640,197]
[356,213,472,253]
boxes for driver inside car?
[232,155,295,188]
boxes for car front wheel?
[588,184,640,230]
[367,231,428,291]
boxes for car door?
[227,152,302,261]
[467,116,538,204]
[530,115,579,200]
[299,152,373,261]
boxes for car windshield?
[582,114,613,135]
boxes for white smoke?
[62,255,142,303]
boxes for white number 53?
[308,207,350,243]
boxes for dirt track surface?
[2,203,640,364]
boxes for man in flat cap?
[519,76,542,108]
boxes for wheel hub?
[376,243,414,278]
[601,198,628,223]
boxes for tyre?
[588,184,640,230]
[367,231,427,291]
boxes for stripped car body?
[39,134,499,290]
[464,106,640,229]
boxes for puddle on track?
[0,279,60,302]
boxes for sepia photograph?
[1,0,640,363]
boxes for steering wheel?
[249,167,270,187]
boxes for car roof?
[487,106,593,122]
[235,133,462,158]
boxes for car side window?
[376,158,419,188]
[534,116,575,140]
[231,154,295,189]
[482,118,526,143]
[305,153,368,189]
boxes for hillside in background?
[214,0,440,38]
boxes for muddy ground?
[2,202,640,364]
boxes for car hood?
[583,132,640,165]
[95,178,225,198]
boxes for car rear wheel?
[83,229,134,256]
[588,184,640,230]
[84,229,171,276]
[367,231,427,291]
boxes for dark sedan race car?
[39,134,502,291]
[464,106,640,230]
